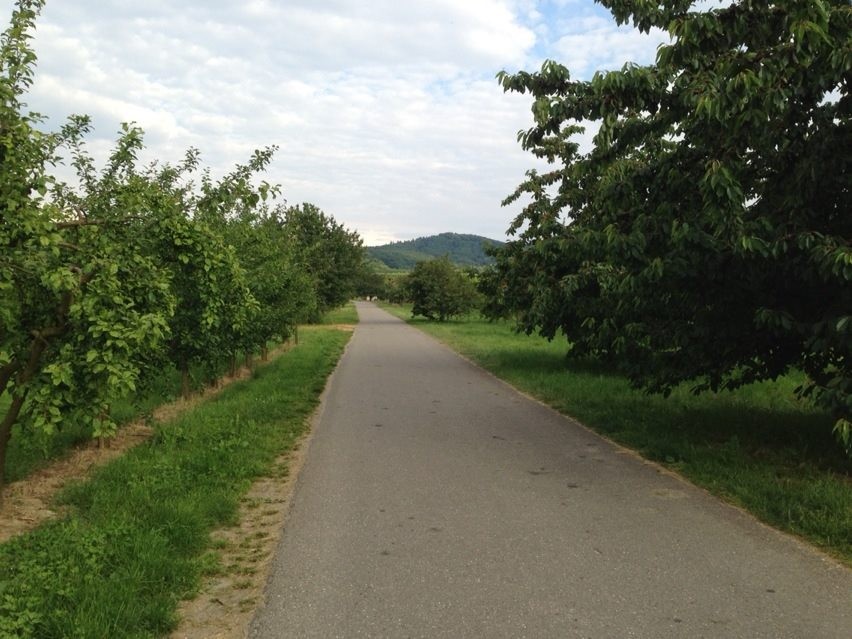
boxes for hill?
[367,233,503,270]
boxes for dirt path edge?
[170,327,354,639]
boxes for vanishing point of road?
[250,302,851,638]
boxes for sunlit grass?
[382,303,852,564]
[0,327,350,637]
[317,301,359,325]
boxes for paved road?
[250,302,850,638]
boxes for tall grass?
[0,328,350,637]
[382,304,852,564]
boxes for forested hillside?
[367,232,502,270]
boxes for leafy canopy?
[0,0,357,487]
[486,0,851,447]
[1,3,172,451]
[406,257,478,322]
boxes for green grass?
[317,301,359,325]
[382,303,852,564]
[0,327,350,638]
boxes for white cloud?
[2,0,663,244]
[552,15,668,78]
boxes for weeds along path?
[0,342,294,543]
[170,448,308,639]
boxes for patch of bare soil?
[0,420,154,542]
[170,435,311,639]
[0,343,293,543]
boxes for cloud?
[551,15,669,78]
[2,0,663,244]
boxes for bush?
[404,257,478,321]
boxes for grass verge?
[0,327,350,638]
[317,301,358,325]
[381,303,852,565]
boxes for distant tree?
[490,0,851,447]
[187,151,314,365]
[385,275,409,305]
[283,203,364,319]
[405,257,478,321]
[354,262,388,299]
[240,211,316,358]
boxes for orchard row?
[0,1,363,484]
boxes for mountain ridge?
[367,232,503,270]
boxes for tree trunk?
[294,325,299,345]
[0,395,25,502]
[245,353,254,369]
[0,336,50,501]
[230,354,238,378]
[261,345,268,362]
[181,366,191,400]
[97,408,110,449]
[0,289,78,500]
[0,361,20,399]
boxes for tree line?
[367,233,502,270]
[0,0,363,487]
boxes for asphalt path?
[250,302,851,638]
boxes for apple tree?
[0,2,176,487]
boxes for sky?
[5,0,669,245]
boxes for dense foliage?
[484,0,851,448]
[282,203,364,321]
[405,257,479,321]
[0,0,363,487]
[368,232,502,269]
[353,261,389,299]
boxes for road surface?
[250,302,850,638]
